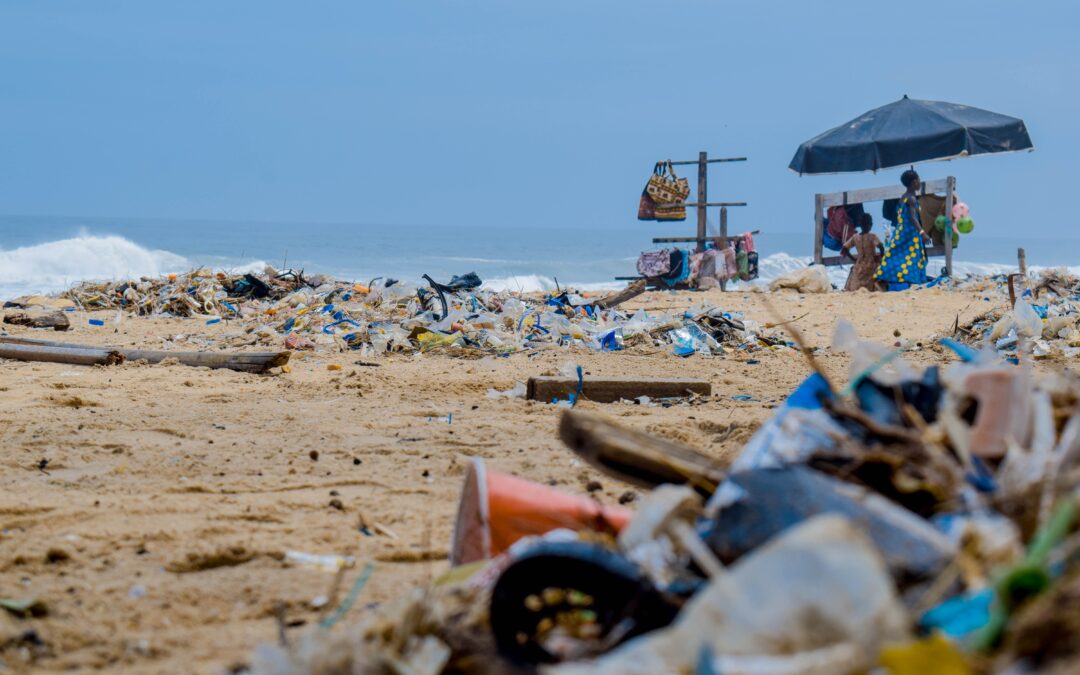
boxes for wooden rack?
[620,151,751,291]
[813,176,955,277]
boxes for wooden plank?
[527,376,711,403]
[696,151,707,252]
[558,410,725,494]
[0,343,123,367]
[719,206,729,292]
[814,193,825,265]
[0,336,289,373]
[1018,247,1027,277]
[819,179,950,209]
[669,157,747,166]
[682,202,748,208]
[653,230,760,243]
[944,176,955,277]
[821,245,949,267]
[3,311,71,331]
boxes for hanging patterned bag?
[649,161,689,221]
[647,161,689,204]
[637,163,663,220]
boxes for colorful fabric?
[826,206,854,242]
[739,232,756,254]
[874,197,927,286]
[636,249,672,277]
[689,249,717,281]
[660,250,690,287]
[720,247,738,280]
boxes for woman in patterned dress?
[874,169,930,290]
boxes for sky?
[1,1,1077,241]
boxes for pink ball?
[952,202,970,220]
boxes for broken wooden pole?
[3,311,71,331]
[558,409,725,494]
[0,343,123,367]
[0,336,289,373]
[1018,247,1027,278]
[594,279,646,310]
[528,375,710,404]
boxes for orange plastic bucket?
[450,458,633,566]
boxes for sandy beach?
[0,285,1005,673]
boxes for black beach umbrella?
[789,96,1033,175]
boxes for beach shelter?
[790,96,1033,275]
[789,96,1033,175]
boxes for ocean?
[1,214,1077,300]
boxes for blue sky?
[1,1,1076,239]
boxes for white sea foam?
[0,235,192,299]
[481,274,622,293]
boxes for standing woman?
[874,169,929,290]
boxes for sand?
[0,286,993,672]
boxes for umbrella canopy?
[789,96,1033,175]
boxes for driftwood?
[0,343,124,367]
[0,336,289,373]
[3,311,70,331]
[528,376,710,403]
[594,280,647,310]
[558,409,725,494]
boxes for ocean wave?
[481,274,622,293]
[0,234,191,299]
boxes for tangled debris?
[250,321,1080,674]
[50,269,795,358]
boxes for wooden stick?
[558,409,725,494]
[0,343,124,367]
[696,151,708,253]
[528,376,710,404]
[1018,247,1027,278]
[0,336,289,373]
[594,280,646,310]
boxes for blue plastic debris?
[88,319,105,326]
[920,589,994,639]
[938,337,978,363]
[599,330,621,351]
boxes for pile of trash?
[52,269,793,358]
[251,322,1080,675]
[953,270,1080,360]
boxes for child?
[841,214,884,292]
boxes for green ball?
[952,231,960,247]
[934,214,947,232]
[957,216,974,234]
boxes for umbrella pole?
[944,176,955,277]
